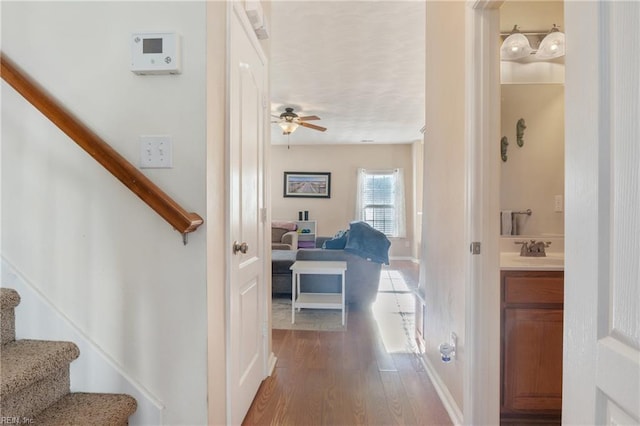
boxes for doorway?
[465,0,567,424]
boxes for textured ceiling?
[269,1,425,146]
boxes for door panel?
[564,1,640,424]
[228,4,267,425]
[239,277,259,383]
[594,1,640,422]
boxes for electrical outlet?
[140,135,172,169]
[554,195,563,212]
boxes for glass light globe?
[501,33,533,61]
[536,31,565,59]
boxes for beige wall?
[500,84,564,235]
[270,144,415,258]
[500,0,564,33]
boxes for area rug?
[271,296,347,332]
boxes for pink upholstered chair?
[271,221,298,250]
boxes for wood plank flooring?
[243,261,452,425]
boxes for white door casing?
[564,1,640,424]
[228,3,268,424]
[465,1,502,425]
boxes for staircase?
[0,288,137,425]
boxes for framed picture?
[283,172,331,198]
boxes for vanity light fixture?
[535,24,565,60]
[500,25,533,61]
[500,24,566,61]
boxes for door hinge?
[262,94,267,109]
[470,242,481,255]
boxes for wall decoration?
[516,118,527,147]
[501,136,509,162]
[284,172,331,198]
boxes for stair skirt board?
[2,258,163,425]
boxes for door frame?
[464,1,502,424]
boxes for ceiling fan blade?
[299,122,327,132]
[298,115,321,121]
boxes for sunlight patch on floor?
[372,268,418,354]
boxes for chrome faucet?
[515,240,551,257]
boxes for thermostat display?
[131,32,181,75]
[143,38,163,54]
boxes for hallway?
[243,261,452,425]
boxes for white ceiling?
[269,1,425,146]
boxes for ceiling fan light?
[536,30,565,59]
[279,121,299,135]
[500,33,533,61]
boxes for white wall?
[421,0,466,415]
[270,144,415,258]
[2,2,208,424]
[500,84,565,235]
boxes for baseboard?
[420,353,464,425]
[267,352,277,376]
[1,257,163,426]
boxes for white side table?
[290,260,348,325]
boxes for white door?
[564,2,640,424]
[228,4,267,424]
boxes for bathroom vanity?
[500,243,564,424]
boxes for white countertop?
[499,236,564,271]
[500,252,564,271]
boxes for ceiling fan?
[272,107,327,135]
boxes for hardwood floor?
[243,261,452,425]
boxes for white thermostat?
[131,32,181,75]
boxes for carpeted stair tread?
[1,288,20,346]
[1,339,80,397]
[0,288,21,310]
[32,392,137,425]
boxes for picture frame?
[283,172,331,198]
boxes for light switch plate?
[554,194,563,212]
[140,135,172,168]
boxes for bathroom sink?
[500,252,564,270]
[511,256,564,266]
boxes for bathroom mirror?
[500,83,564,236]
[499,0,565,237]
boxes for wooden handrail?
[1,53,203,237]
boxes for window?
[355,168,406,237]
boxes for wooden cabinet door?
[503,307,563,413]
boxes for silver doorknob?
[232,241,249,254]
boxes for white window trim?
[355,168,406,238]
